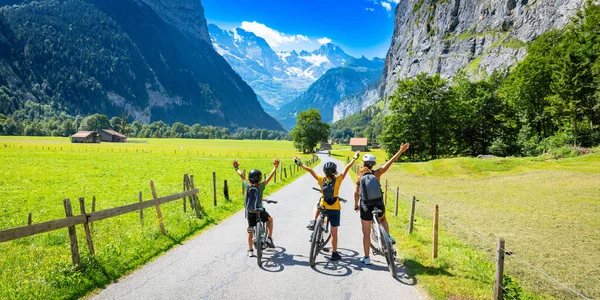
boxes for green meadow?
[336,146,600,299]
[0,137,315,299]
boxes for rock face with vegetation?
[379,0,585,98]
[0,0,283,130]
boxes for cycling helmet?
[362,154,376,163]
[323,162,337,176]
[248,169,262,184]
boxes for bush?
[488,138,510,157]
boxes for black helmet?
[323,162,337,176]
[248,169,262,183]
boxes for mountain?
[379,0,585,99]
[0,0,283,131]
[275,58,384,130]
[209,24,358,111]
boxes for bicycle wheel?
[309,217,323,267]
[379,226,397,278]
[255,223,263,266]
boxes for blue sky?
[202,0,399,59]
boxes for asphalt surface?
[92,155,421,300]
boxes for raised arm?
[377,143,410,175]
[264,159,280,186]
[340,151,360,179]
[294,156,319,180]
[233,160,246,181]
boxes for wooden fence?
[0,176,200,267]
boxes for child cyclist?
[233,158,280,258]
[354,143,410,265]
[294,152,360,261]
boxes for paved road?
[92,155,421,300]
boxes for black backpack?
[359,172,383,204]
[322,177,338,205]
[245,185,261,213]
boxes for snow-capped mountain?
[208,24,359,113]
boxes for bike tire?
[379,226,397,278]
[309,217,323,267]
[255,223,263,266]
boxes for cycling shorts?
[360,201,385,221]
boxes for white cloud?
[299,54,330,66]
[380,1,392,11]
[240,21,310,48]
[366,7,375,11]
[317,37,332,45]
[386,0,400,3]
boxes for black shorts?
[247,210,270,228]
[360,201,385,221]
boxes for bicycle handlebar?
[312,187,347,203]
[262,199,278,204]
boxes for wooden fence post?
[189,175,202,219]
[63,198,81,267]
[212,172,217,206]
[284,167,287,179]
[274,168,277,183]
[138,191,144,225]
[149,180,166,235]
[280,164,283,181]
[385,179,388,205]
[182,174,188,212]
[91,195,96,231]
[27,213,32,225]
[408,196,416,234]
[433,204,439,259]
[78,197,95,255]
[394,187,399,217]
[223,180,229,200]
[494,238,506,300]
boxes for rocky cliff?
[380,0,585,98]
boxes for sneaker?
[307,220,316,230]
[266,237,275,248]
[331,251,342,261]
[389,235,396,245]
[247,250,255,257]
[360,256,371,265]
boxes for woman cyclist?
[294,152,359,261]
[354,143,409,265]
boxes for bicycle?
[250,199,277,266]
[309,187,347,267]
[369,207,397,277]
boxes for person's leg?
[267,216,274,238]
[331,226,338,252]
[312,205,319,220]
[248,230,253,250]
[361,219,371,257]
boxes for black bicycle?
[370,207,397,277]
[309,187,347,267]
[250,199,277,266]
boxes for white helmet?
[362,154,376,163]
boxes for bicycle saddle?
[372,208,383,214]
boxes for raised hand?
[353,151,360,160]
[273,158,280,167]
[233,160,240,169]
[400,143,410,153]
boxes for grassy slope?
[0,137,316,299]
[335,147,599,299]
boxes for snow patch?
[276,51,291,63]
[285,67,316,79]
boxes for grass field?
[0,137,316,299]
[335,146,600,299]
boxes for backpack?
[359,172,383,204]
[322,177,338,206]
[245,185,261,212]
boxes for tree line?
[375,1,600,159]
[0,100,290,140]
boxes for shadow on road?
[260,246,310,272]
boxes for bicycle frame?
[369,208,397,277]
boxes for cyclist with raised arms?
[354,143,410,265]
[233,158,280,258]
[294,152,360,261]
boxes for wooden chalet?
[71,131,100,143]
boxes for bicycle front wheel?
[255,224,263,266]
[379,226,397,278]
[309,217,323,267]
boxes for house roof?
[71,131,95,138]
[349,138,368,146]
[100,129,127,138]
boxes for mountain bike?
[370,207,397,277]
[251,199,277,266]
[309,187,347,267]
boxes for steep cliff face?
[332,79,380,122]
[380,0,585,98]
[138,0,211,44]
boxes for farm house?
[320,139,333,151]
[98,129,127,142]
[71,131,100,143]
[349,138,368,151]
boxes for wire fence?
[385,185,591,299]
